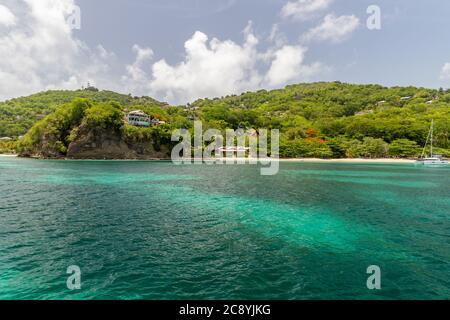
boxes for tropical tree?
[388,139,420,158]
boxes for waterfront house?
[216,146,250,155]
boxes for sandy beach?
[278,158,416,163]
[200,157,417,164]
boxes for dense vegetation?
[0,140,16,154]
[17,99,176,157]
[188,82,450,158]
[5,82,450,158]
[0,88,167,137]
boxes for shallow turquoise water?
[0,157,449,300]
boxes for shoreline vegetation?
[1,154,417,163]
[2,82,449,160]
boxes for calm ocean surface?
[0,157,449,300]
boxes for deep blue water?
[0,157,449,299]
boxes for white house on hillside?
[125,110,151,127]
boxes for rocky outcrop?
[66,123,171,160]
[21,124,172,160]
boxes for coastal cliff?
[18,99,173,160]
[66,124,171,160]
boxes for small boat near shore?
[416,120,449,166]
[417,155,448,166]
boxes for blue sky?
[1,0,450,103]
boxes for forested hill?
[3,82,450,158]
[188,82,450,157]
[0,88,166,137]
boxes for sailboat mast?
[430,119,434,157]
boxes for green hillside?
[4,82,450,158]
[0,87,167,137]
[188,82,450,158]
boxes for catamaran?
[416,120,449,166]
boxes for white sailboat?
[416,120,449,166]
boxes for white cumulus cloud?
[139,26,325,104]
[265,45,322,87]
[302,14,360,43]
[0,0,117,100]
[281,0,334,20]
[0,2,327,104]
[147,30,263,103]
[440,63,450,80]
[0,4,16,26]
[121,45,154,94]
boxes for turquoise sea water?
[0,157,449,300]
